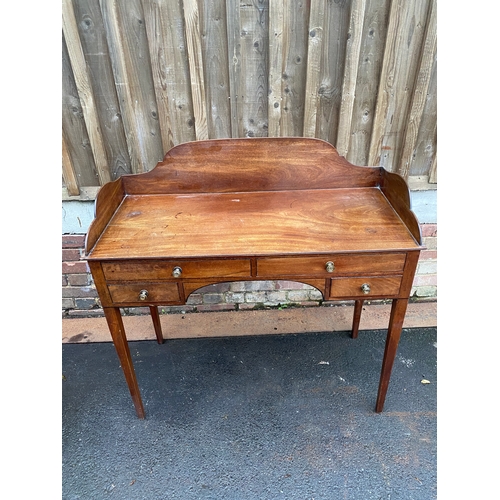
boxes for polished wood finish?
[107,282,180,305]
[88,189,418,260]
[376,298,409,412]
[149,306,164,345]
[257,254,406,277]
[329,276,402,299]
[102,259,251,281]
[85,138,423,418]
[102,306,145,419]
[351,300,364,339]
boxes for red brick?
[421,224,437,237]
[419,250,437,260]
[62,261,89,274]
[62,249,81,262]
[68,274,90,286]
[62,235,85,248]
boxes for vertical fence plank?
[72,0,132,180]
[410,56,436,176]
[62,33,100,187]
[268,0,284,137]
[143,0,175,152]
[199,0,232,138]
[347,0,391,165]
[239,0,269,137]
[368,0,403,168]
[337,0,366,157]
[62,132,80,196]
[183,0,209,140]
[280,1,309,137]
[303,0,325,137]
[225,0,241,137]
[143,0,196,149]
[368,0,430,171]
[428,149,437,183]
[100,0,163,173]
[316,0,351,145]
[62,0,111,185]
[398,0,436,178]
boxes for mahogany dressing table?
[85,138,423,419]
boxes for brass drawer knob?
[172,266,183,278]
[139,289,149,301]
[325,261,335,273]
[361,283,371,294]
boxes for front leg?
[103,307,146,419]
[375,298,408,413]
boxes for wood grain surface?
[84,136,424,417]
[88,187,418,260]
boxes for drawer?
[102,259,251,281]
[257,253,406,277]
[329,276,402,298]
[108,282,181,304]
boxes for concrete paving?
[62,303,436,499]
[62,301,436,343]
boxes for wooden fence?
[62,0,437,198]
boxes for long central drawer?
[257,253,406,277]
[102,259,251,281]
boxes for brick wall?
[412,223,437,298]
[62,223,437,317]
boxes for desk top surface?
[88,187,420,260]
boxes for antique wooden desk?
[85,138,423,419]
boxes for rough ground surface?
[62,327,437,500]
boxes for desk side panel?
[380,170,423,245]
[121,138,382,194]
[84,178,125,255]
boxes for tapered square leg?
[103,307,145,419]
[149,306,164,344]
[375,298,408,413]
[351,299,364,339]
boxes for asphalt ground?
[62,326,437,499]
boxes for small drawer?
[257,253,406,277]
[329,276,402,298]
[108,282,181,304]
[102,259,251,281]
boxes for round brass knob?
[325,261,335,273]
[172,266,182,278]
[361,283,371,294]
[139,289,149,301]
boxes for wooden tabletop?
[88,187,419,260]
